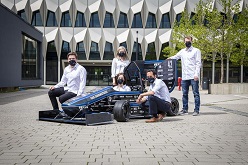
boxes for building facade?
[1,0,247,86]
[0,3,43,89]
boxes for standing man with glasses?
[48,52,87,117]
[168,36,201,116]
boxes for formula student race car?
[39,59,179,125]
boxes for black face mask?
[185,41,192,48]
[69,60,76,66]
[118,52,126,57]
[117,79,124,84]
[148,77,155,84]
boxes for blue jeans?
[181,79,200,113]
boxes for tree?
[230,6,248,82]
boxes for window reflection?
[145,42,156,60]
[103,42,114,60]
[118,12,128,28]
[89,42,100,60]
[131,42,142,61]
[160,13,170,28]
[46,10,57,27]
[61,11,71,27]
[18,9,27,21]
[76,42,86,60]
[32,10,43,26]
[22,35,40,79]
[132,13,142,28]
[146,13,156,28]
[75,11,86,27]
[104,12,114,28]
[89,12,100,27]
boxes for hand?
[49,86,55,90]
[194,76,199,81]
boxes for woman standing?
[111,46,130,86]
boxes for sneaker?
[178,110,188,115]
[192,112,199,116]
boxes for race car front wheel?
[113,100,130,122]
[167,97,179,116]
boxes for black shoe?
[58,111,70,119]
[178,109,188,115]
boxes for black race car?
[39,59,179,125]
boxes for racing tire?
[167,97,179,116]
[113,100,130,122]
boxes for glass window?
[145,42,156,60]
[132,13,142,28]
[46,41,58,83]
[46,10,57,27]
[103,42,114,60]
[89,42,100,60]
[22,35,40,79]
[75,11,86,27]
[160,13,170,28]
[131,42,142,61]
[61,41,71,59]
[61,11,71,27]
[32,10,43,26]
[120,42,127,48]
[176,13,182,23]
[18,9,27,21]
[104,12,114,28]
[159,42,169,60]
[89,12,100,27]
[117,12,128,28]
[146,13,156,28]
[76,42,86,60]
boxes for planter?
[209,83,248,94]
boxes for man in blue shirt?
[136,70,172,123]
[48,52,87,116]
[168,36,201,116]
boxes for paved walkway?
[0,86,248,165]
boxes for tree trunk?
[226,55,229,83]
[200,60,204,90]
[241,64,243,83]
[220,51,224,84]
[212,52,216,84]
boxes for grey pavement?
[0,86,248,165]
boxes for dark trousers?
[141,95,171,118]
[48,87,77,110]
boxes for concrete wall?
[210,83,248,94]
[0,4,43,88]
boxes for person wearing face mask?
[48,52,87,117]
[111,46,130,86]
[136,70,172,123]
[113,73,131,91]
[168,36,201,116]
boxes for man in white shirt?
[48,52,87,116]
[136,70,172,123]
[168,36,201,116]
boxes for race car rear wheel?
[167,97,179,116]
[113,100,130,122]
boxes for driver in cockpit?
[113,73,131,92]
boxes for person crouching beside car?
[113,73,131,92]
[136,70,171,123]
